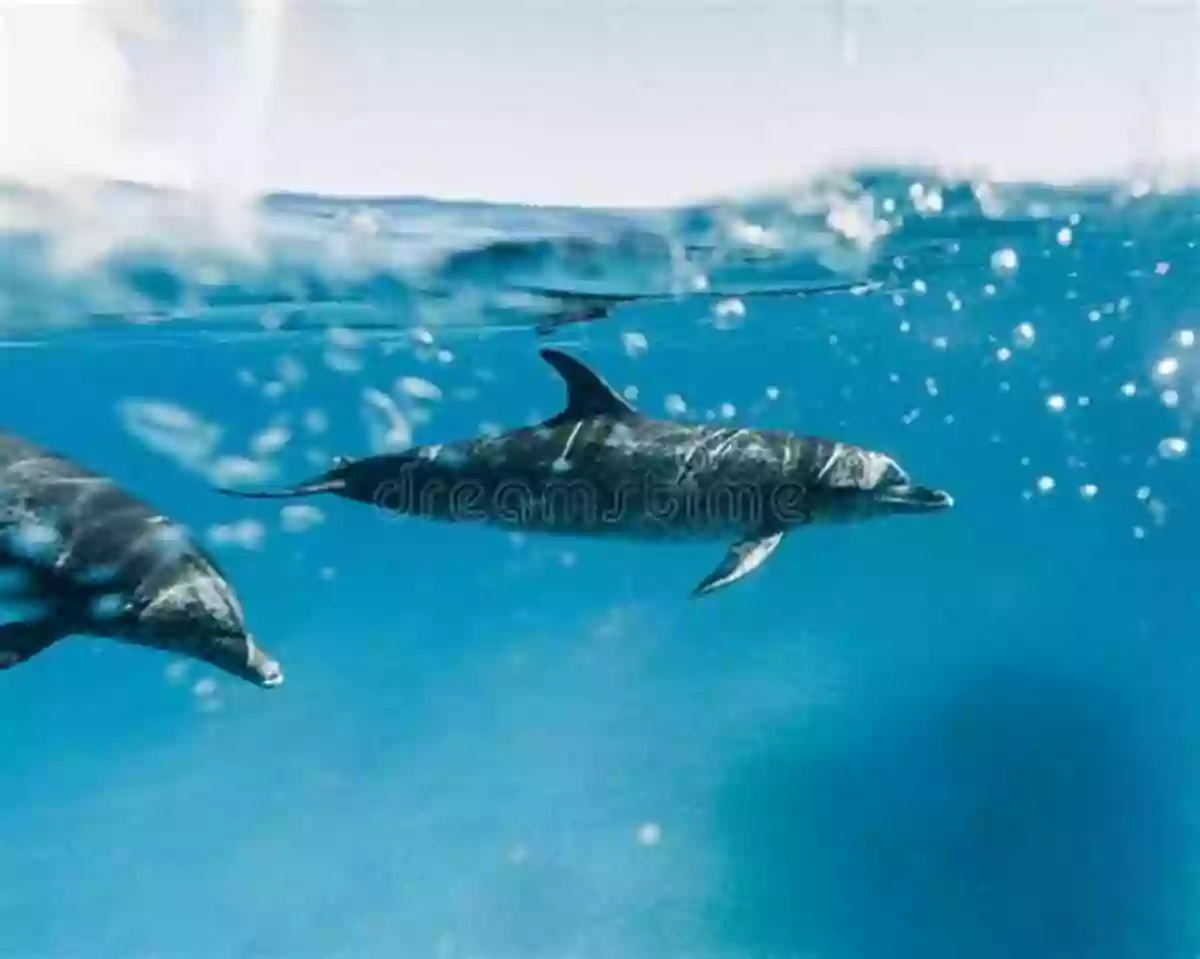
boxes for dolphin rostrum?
[219,348,953,596]
[0,431,282,686]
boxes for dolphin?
[218,348,953,597]
[0,431,283,686]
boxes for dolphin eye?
[865,454,909,488]
[883,462,910,487]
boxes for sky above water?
[0,0,1198,205]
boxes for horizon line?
[3,153,1200,214]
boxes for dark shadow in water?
[708,657,1197,959]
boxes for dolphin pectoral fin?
[0,620,64,670]
[691,531,785,598]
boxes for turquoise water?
[0,168,1198,957]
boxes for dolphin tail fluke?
[216,477,346,500]
[0,620,65,671]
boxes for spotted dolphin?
[219,348,953,596]
[0,431,282,686]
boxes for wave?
[0,165,1193,341]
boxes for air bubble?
[277,355,306,386]
[1154,357,1180,378]
[192,678,217,698]
[1158,437,1188,459]
[636,822,662,846]
[324,349,363,374]
[280,504,325,533]
[713,298,745,320]
[303,410,328,434]
[209,456,274,487]
[398,377,443,401]
[362,388,413,452]
[991,248,1019,273]
[207,520,266,551]
[251,425,291,457]
[621,332,649,357]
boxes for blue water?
[0,168,1198,958]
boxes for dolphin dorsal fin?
[538,348,641,427]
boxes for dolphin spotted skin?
[220,348,954,596]
[0,432,282,686]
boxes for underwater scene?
[0,167,1198,958]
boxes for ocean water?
[0,167,1198,959]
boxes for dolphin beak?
[257,660,285,688]
[245,636,285,688]
[876,484,955,511]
